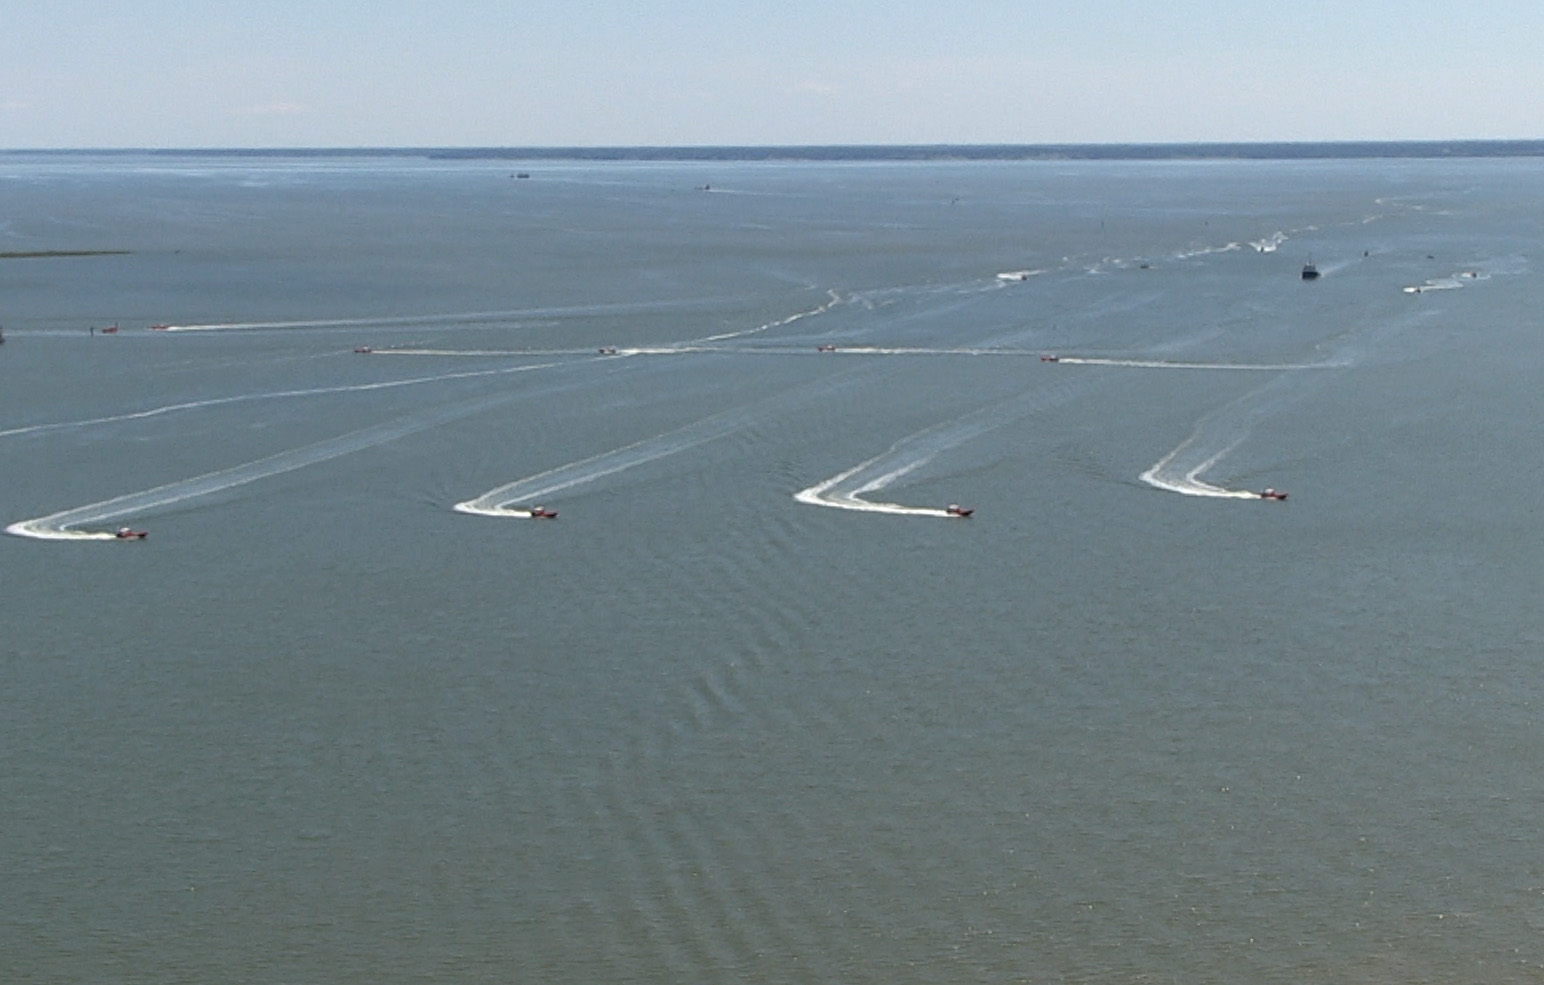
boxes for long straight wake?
[156,297,746,333]
[1,360,568,440]
[1056,356,1339,370]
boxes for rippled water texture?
[4,153,1543,983]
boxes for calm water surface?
[3,154,1543,983]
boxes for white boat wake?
[1403,269,1486,294]
[6,386,536,541]
[1139,433,1262,500]
[1054,356,1338,370]
[153,297,744,333]
[697,290,843,343]
[795,451,960,517]
[795,376,1088,517]
[1138,371,1319,500]
[456,375,852,517]
[0,360,566,441]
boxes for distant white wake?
[1403,269,1487,294]
[697,290,843,343]
[153,297,744,333]
[0,359,567,441]
[1054,356,1338,370]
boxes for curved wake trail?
[795,453,958,517]
[456,375,854,518]
[1139,297,1450,500]
[0,360,567,440]
[6,384,542,541]
[1140,434,1261,500]
[796,377,1088,517]
[1139,370,1324,500]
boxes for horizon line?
[4,139,1544,161]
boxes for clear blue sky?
[3,0,1540,148]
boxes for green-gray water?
[4,153,1543,983]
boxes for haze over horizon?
[4,0,1541,150]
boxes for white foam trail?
[0,360,565,440]
[368,347,614,357]
[795,455,955,516]
[1138,365,1335,501]
[6,385,538,541]
[456,375,851,517]
[1175,242,1243,260]
[817,345,1015,357]
[1140,434,1260,499]
[369,343,1039,360]
[1249,231,1288,253]
[796,377,1088,516]
[1403,269,1486,294]
[697,290,843,343]
[1056,357,1336,370]
[157,298,744,333]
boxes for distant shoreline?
[4,140,1544,162]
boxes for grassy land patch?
[0,250,133,259]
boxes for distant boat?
[1301,259,1320,280]
[0,325,6,344]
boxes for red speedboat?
[1258,488,1288,501]
[353,346,372,354]
[598,346,618,355]
[99,324,119,334]
[150,324,172,331]
[945,504,974,517]
[528,506,559,519]
[1040,354,1059,362]
[115,527,148,539]
[817,344,837,352]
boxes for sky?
[3,0,1542,148]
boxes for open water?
[3,152,1543,983]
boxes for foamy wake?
[796,374,1090,516]
[1139,435,1261,500]
[456,375,851,517]
[155,298,738,333]
[794,456,956,517]
[1249,231,1288,253]
[7,385,537,541]
[1137,367,1323,500]
[697,290,844,343]
[1403,270,1486,294]
[1055,357,1334,371]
